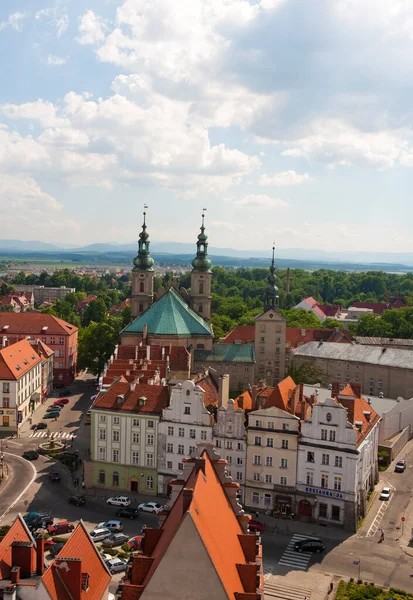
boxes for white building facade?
[157,380,214,495]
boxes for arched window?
[146,476,154,489]
[199,282,204,294]
[139,303,144,313]
[139,281,144,293]
[260,324,266,332]
[98,470,105,484]
[113,472,119,486]
[198,304,203,313]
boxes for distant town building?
[192,344,255,391]
[0,292,33,312]
[13,285,76,305]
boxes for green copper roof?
[194,343,255,364]
[133,211,154,271]
[122,288,213,337]
[192,212,212,273]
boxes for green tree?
[279,309,321,328]
[288,361,327,385]
[82,298,107,327]
[323,318,343,329]
[77,321,119,375]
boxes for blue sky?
[1,0,413,253]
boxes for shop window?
[319,503,328,519]
[331,505,340,521]
[252,492,259,505]
[113,472,119,486]
[98,470,105,484]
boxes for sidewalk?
[252,511,350,542]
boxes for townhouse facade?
[245,406,299,516]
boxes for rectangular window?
[334,476,342,491]
[226,441,233,449]
[281,439,289,449]
[253,472,260,482]
[147,420,154,429]
[255,420,262,427]
[236,472,243,481]
[321,429,327,441]
[167,426,174,436]
[319,503,328,519]
[306,471,313,485]
[99,447,106,461]
[201,430,207,440]
[99,429,106,441]
[329,430,336,442]
[179,428,185,437]
[255,436,262,446]
[2,383,10,393]
[282,423,289,431]
[265,456,273,467]
[167,461,173,469]
[178,462,183,471]
[99,414,106,423]
[260,336,265,342]
[146,453,153,467]
[50,337,55,345]
[259,347,265,353]
[253,455,261,465]
[280,458,288,469]
[178,444,184,454]
[189,446,195,455]
[266,438,273,447]
[237,442,243,450]
[184,406,191,415]
[264,493,272,507]
[189,429,196,439]
[268,422,274,430]
[322,454,329,466]
[112,449,119,463]
[112,430,120,442]
[321,473,328,489]
[237,457,243,465]
[226,456,232,464]
[331,505,340,521]
[132,451,139,465]
[113,416,120,425]
[252,492,259,505]
[132,432,139,444]
[335,456,343,468]
[167,443,174,453]
[216,439,222,448]
[280,476,287,485]
[265,474,272,483]
[307,451,315,463]
[3,398,9,408]
[132,418,139,427]
[59,336,64,345]
[147,434,154,445]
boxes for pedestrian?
[81,480,85,490]
[255,511,259,519]
[380,529,384,541]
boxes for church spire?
[191,209,212,272]
[133,207,154,271]
[263,244,279,311]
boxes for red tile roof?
[317,304,341,317]
[221,325,255,344]
[193,372,219,408]
[286,327,353,349]
[0,339,41,380]
[336,383,381,445]
[42,521,110,600]
[302,297,326,319]
[264,376,296,410]
[116,344,190,371]
[93,376,168,414]
[0,313,77,336]
[234,390,253,411]
[0,515,34,579]
[76,295,97,310]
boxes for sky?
[2,0,413,253]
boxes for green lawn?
[336,580,412,600]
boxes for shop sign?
[305,486,343,499]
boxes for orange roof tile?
[221,326,255,344]
[0,339,41,381]
[0,313,77,336]
[336,384,381,444]
[93,377,168,414]
[234,390,253,411]
[192,373,219,408]
[264,376,296,410]
[0,515,34,579]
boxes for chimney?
[11,567,20,584]
[350,382,361,398]
[143,323,148,343]
[130,379,137,393]
[299,383,304,401]
[218,374,230,409]
[331,381,340,398]
[182,488,193,514]
[251,385,258,409]
[35,536,45,576]
[54,558,82,600]
[290,386,300,415]
[2,336,7,348]
[146,345,150,361]
[11,542,36,577]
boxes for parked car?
[138,502,162,514]
[48,521,75,535]
[106,558,127,574]
[395,460,406,473]
[128,536,143,550]
[44,539,56,551]
[46,405,61,412]
[89,528,111,543]
[49,543,65,557]
[97,520,123,533]
[247,519,264,533]
[380,487,391,500]
[36,423,47,430]
[23,451,39,461]
[30,515,54,529]
[51,403,64,410]
[43,412,59,419]
[49,471,60,482]
[116,507,139,520]
[30,424,37,430]
[107,496,131,507]
[67,495,85,507]
[102,533,129,548]
[56,398,69,404]
[23,512,46,524]
[294,538,325,553]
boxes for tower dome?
[191,212,212,272]
[133,210,154,271]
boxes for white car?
[105,557,127,574]
[106,496,131,507]
[138,502,163,514]
[379,487,391,501]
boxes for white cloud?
[233,194,288,207]
[47,54,67,66]
[77,10,106,45]
[60,151,117,188]
[0,127,50,169]
[260,170,311,186]
[0,12,27,32]
[0,100,70,128]
[211,220,244,231]
[37,128,90,149]
[35,5,69,38]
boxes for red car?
[48,521,75,535]
[247,519,264,533]
[128,536,142,550]
[54,398,69,405]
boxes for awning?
[276,495,292,505]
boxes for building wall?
[0,361,42,432]
[131,270,154,318]
[294,300,325,321]
[254,310,286,386]
[378,398,413,444]
[121,333,213,351]
[245,407,299,514]
[190,272,212,321]
[191,359,254,391]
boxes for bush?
[105,548,118,556]
[117,551,128,559]
[0,525,11,541]
[121,543,131,553]
[390,589,409,597]
[52,537,68,544]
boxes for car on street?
[23,450,39,461]
[395,459,406,473]
[48,521,75,535]
[30,424,37,430]
[54,398,69,405]
[138,502,162,514]
[51,403,64,410]
[128,536,143,550]
[85,417,91,425]
[107,496,131,507]
[43,412,59,419]
[46,405,62,412]
[102,533,129,548]
[89,527,111,543]
[294,538,325,553]
[29,515,54,530]
[116,507,139,520]
[49,471,60,482]
[23,512,46,523]
[105,558,127,574]
[49,543,65,557]
[247,519,264,533]
[67,495,85,506]
[36,423,47,430]
[380,487,391,500]
[97,520,123,533]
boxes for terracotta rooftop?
[335,383,381,445]
[221,326,255,344]
[264,376,296,411]
[234,390,253,411]
[192,372,219,408]
[0,313,77,336]
[350,300,406,315]
[116,344,190,371]
[0,515,34,579]
[0,338,41,381]
[93,376,168,414]
[286,327,353,349]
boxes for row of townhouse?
[86,373,379,532]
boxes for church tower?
[263,245,279,311]
[190,212,212,321]
[131,209,155,319]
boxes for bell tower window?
[198,304,203,313]
[199,282,204,294]
[140,281,144,293]
[139,303,144,313]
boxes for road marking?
[28,431,76,440]
[366,483,396,537]
[0,452,37,523]
[278,534,318,570]
[6,441,22,447]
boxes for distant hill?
[0,239,62,251]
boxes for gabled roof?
[317,304,341,317]
[194,343,255,364]
[336,384,381,444]
[286,327,353,349]
[42,520,110,600]
[298,296,326,319]
[0,313,77,336]
[0,339,41,380]
[0,514,34,579]
[221,325,255,344]
[93,376,168,414]
[264,376,296,410]
[192,372,219,408]
[234,390,253,411]
[122,288,212,337]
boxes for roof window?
[41,326,48,332]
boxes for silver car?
[106,557,127,574]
